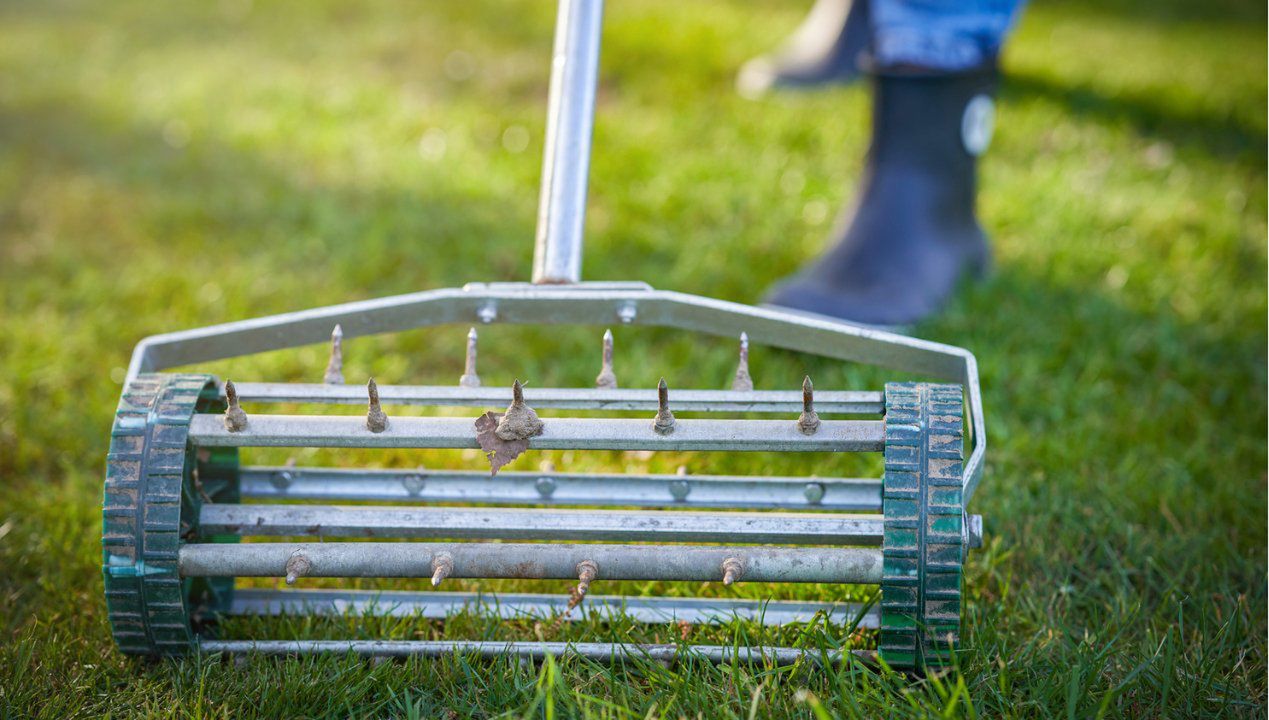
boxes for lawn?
[0,0,1265,717]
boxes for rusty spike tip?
[595,329,618,388]
[576,560,599,597]
[430,554,453,587]
[496,379,544,440]
[366,377,389,433]
[797,375,821,435]
[653,378,676,434]
[285,552,311,585]
[223,380,248,432]
[459,327,480,388]
[323,325,345,385]
[731,332,754,392]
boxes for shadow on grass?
[1003,71,1266,168]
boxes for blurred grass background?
[0,0,1265,716]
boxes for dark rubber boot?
[736,0,869,98]
[764,68,997,327]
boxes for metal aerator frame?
[102,0,986,671]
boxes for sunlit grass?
[0,0,1265,716]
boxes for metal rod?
[199,504,884,544]
[228,382,884,414]
[226,588,879,627]
[198,639,867,665]
[532,0,605,284]
[179,542,884,583]
[238,466,884,510]
[187,414,885,452]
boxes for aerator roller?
[102,0,987,671]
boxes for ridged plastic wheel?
[101,374,239,656]
[879,382,965,670]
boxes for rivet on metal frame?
[803,481,825,505]
[617,302,637,324]
[223,380,248,433]
[271,458,297,491]
[402,469,426,496]
[477,301,498,324]
[459,327,481,388]
[668,465,690,501]
[535,476,557,499]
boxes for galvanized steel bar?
[238,466,883,510]
[532,0,604,284]
[227,588,879,627]
[229,383,884,415]
[179,542,885,583]
[200,504,884,544]
[198,639,864,665]
[187,414,885,452]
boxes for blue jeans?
[869,0,1025,72]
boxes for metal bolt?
[323,324,344,385]
[535,476,556,498]
[495,379,544,440]
[594,329,617,389]
[721,557,744,586]
[477,301,498,324]
[652,378,675,435]
[617,302,637,324]
[430,553,453,587]
[366,378,388,433]
[731,332,753,392]
[668,480,690,501]
[797,375,821,435]
[223,380,248,432]
[271,458,297,490]
[459,327,481,388]
[285,551,311,585]
[402,472,425,496]
[803,482,825,505]
[575,560,599,598]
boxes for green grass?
[0,0,1265,716]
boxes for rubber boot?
[764,67,997,327]
[736,0,869,98]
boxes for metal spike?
[323,325,344,385]
[366,378,388,433]
[797,375,821,435]
[722,557,744,586]
[652,378,675,434]
[285,551,311,585]
[731,332,753,392]
[223,380,248,432]
[495,379,544,440]
[575,560,599,598]
[594,329,617,389]
[430,553,453,587]
[459,328,481,388]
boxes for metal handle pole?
[531,0,604,284]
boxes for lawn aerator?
[102,0,986,671]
